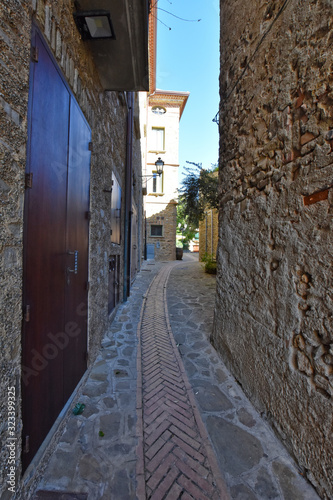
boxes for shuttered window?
[151,127,165,151]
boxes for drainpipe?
[123,91,134,301]
[211,209,213,256]
[144,210,147,260]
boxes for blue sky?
[155,0,220,181]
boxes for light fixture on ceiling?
[73,10,115,40]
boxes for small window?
[152,106,166,115]
[148,171,163,194]
[150,224,163,237]
[151,127,165,151]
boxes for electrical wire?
[150,11,171,30]
[157,7,201,22]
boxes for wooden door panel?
[22,28,90,470]
[63,98,91,399]
[22,29,69,468]
[131,203,138,281]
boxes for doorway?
[22,26,91,470]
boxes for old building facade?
[0,0,149,496]
[143,90,189,261]
[213,0,333,497]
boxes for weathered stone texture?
[0,1,32,495]
[213,1,333,498]
[0,0,143,497]
[199,209,219,261]
[146,201,177,261]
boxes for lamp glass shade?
[155,157,164,176]
[85,16,113,38]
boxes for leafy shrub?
[201,253,217,274]
[204,261,217,274]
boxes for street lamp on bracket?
[141,157,164,181]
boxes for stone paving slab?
[167,253,321,500]
[30,261,164,500]
[28,254,321,500]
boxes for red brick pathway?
[136,264,230,500]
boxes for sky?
[155,0,220,182]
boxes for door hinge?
[24,305,30,322]
[88,142,93,152]
[84,351,89,362]
[86,281,90,291]
[25,173,33,189]
[23,435,30,454]
[31,46,39,63]
[86,211,91,221]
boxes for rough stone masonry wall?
[0,2,31,497]
[212,0,333,497]
[0,0,135,496]
[146,201,177,260]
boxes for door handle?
[68,250,78,274]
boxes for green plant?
[201,253,217,274]
[201,252,215,263]
[204,261,217,274]
[177,201,198,245]
[178,162,219,228]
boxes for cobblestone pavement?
[166,254,319,500]
[30,254,321,500]
[31,261,163,500]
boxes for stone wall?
[0,1,31,497]
[146,201,177,261]
[213,0,333,497]
[132,92,144,275]
[0,0,143,496]
[199,209,219,261]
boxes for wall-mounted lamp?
[74,10,116,40]
[154,157,164,176]
[141,157,165,181]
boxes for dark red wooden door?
[22,28,90,470]
[131,203,138,281]
[63,98,90,400]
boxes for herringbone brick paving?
[136,263,229,500]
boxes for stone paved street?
[136,263,228,500]
[30,254,320,500]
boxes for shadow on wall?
[145,200,177,261]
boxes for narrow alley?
[29,254,319,500]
